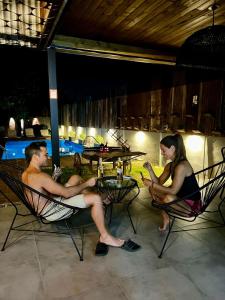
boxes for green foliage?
[79,133,86,141]
[95,135,104,144]
[68,130,76,138]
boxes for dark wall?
[0,46,49,128]
[0,46,224,136]
[57,53,225,134]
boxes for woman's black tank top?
[171,162,201,201]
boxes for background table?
[96,176,140,233]
[82,150,146,174]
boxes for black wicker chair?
[152,149,225,258]
[0,168,85,261]
[0,159,24,178]
[222,146,225,160]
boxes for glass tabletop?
[96,175,137,190]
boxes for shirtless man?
[22,141,140,255]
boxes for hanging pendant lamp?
[176,4,225,71]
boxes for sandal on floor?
[120,239,141,252]
[95,242,109,256]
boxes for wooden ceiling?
[52,0,225,65]
[57,0,225,49]
[1,0,225,66]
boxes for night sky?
[0,46,49,126]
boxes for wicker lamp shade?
[177,25,225,70]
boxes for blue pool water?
[1,139,84,160]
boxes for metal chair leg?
[126,203,136,234]
[125,184,140,233]
[108,203,113,225]
[158,217,175,258]
[65,220,84,261]
[218,196,225,226]
[1,212,18,251]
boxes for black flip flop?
[95,242,109,256]
[120,239,141,252]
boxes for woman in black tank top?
[142,134,201,231]
[170,162,201,201]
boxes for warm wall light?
[9,117,16,130]
[68,126,72,133]
[107,129,116,145]
[58,125,65,137]
[89,127,96,136]
[108,129,114,135]
[20,119,24,130]
[135,131,145,143]
[32,117,40,125]
[77,126,83,136]
[192,95,198,105]
[186,135,204,152]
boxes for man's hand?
[85,177,96,187]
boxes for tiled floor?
[0,188,225,300]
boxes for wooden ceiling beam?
[53,35,176,65]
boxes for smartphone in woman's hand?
[140,171,144,180]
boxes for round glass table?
[96,176,140,233]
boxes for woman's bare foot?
[159,211,169,232]
[158,222,169,232]
[99,234,124,247]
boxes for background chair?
[0,145,7,159]
[25,128,34,137]
[7,129,17,138]
[152,151,225,258]
[221,147,225,160]
[40,129,51,137]
[0,170,85,261]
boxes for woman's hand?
[143,161,152,170]
[142,178,152,187]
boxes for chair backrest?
[0,171,79,221]
[198,164,225,212]
[152,158,225,219]
[25,128,34,137]
[0,145,6,159]
[7,129,17,138]
[0,170,37,214]
[180,160,225,216]
[40,129,50,137]
[221,147,225,161]
[0,160,24,179]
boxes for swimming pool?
[1,139,84,160]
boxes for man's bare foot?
[99,234,124,247]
